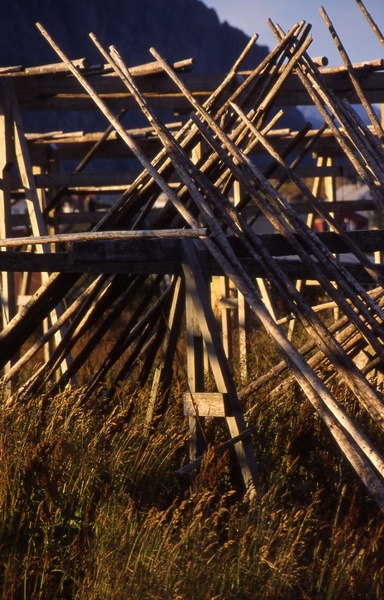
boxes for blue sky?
[203,0,384,65]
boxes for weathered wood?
[5,69,230,112]
[0,247,383,283]
[4,48,384,114]
[11,90,72,374]
[186,118,384,433]
[270,21,384,209]
[25,124,361,163]
[16,274,140,399]
[182,91,384,356]
[78,275,173,402]
[355,0,384,46]
[19,58,91,75]
[230,100,384,288]
[184,261,206,462]
[146,276,184,429]
[318,58,384,72]
[1,276,106,387]
[1,19,384,510]
[0,271,80,371]
[320,6,384,143]
[182,240,261,496]
[175,427,256,476]
[0,83,16,328]
[0,227,208,248]
[241,288,384,403]
[183,392,227,417]
[134,45,384,503]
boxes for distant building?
[314,182,370,232]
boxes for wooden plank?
[4,64,384,113]
[70,230,384,261]
[183,392,227,417]
[0,232,383,281]
[182,239,261,496]
[0,228,208,248]
[6,71,229,112]
[0,83,16,328]
[0,250,383,282]
[11,92,72,374]
[146,276,185,429]
[276,70,384,106]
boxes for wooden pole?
[102,38,384,435]
[183,240,261,497]
[355,0,384,46]
[320,6,384,142]
[0,83,16,329]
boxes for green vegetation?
[0,334,383,599]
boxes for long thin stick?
[0,228,208,248]
[355,0,384,46]
[102,40,384,477]
[320,5,384,142]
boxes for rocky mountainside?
[0,0,268,74]
[0,0,304,135]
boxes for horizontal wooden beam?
[24,126,376,163]
[0,228,208,248]
[0,232,382,283]
[4,67,384,112]
[9,199,376,233]
[6,72,230,112]
[10,166,359,193]
[183,392,227,417]
[276,69,384,106]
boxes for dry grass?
[0,333,384,599]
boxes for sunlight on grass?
[0,342,383,599]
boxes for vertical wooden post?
[210,275,233,360]
[0,82,16,329]
[184,268,206,462]
[374,109,383,266]
[288,156,330,339]
[45,143,61,242]
[11,91,71,376]
[323,156,340,321]
[146,276,184,431]
[183,240,260,497]
[233,180,248,380]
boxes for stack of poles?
[0,24,307,390]
[0,19,384,507]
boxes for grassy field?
[0,329,384,599]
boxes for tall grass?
[0,340,384,599]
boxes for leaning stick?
[36,25,384,506]
[190,113,384,430]
[355,0,384,46]
[95,23,304,234]
[268,19,384,208]
[1,275,107,386]
[230,100,384,289]
[40,31,272,357]
[148,46,384,351]
[105,42,384,475]
[75,276,172,401]
[320,5,384,142]
[0,228,208,248]
[131,46,384,430]
[90,24,302,237]
[16,274,138,399]
[241,287,384,401]
[93,30,263,231]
